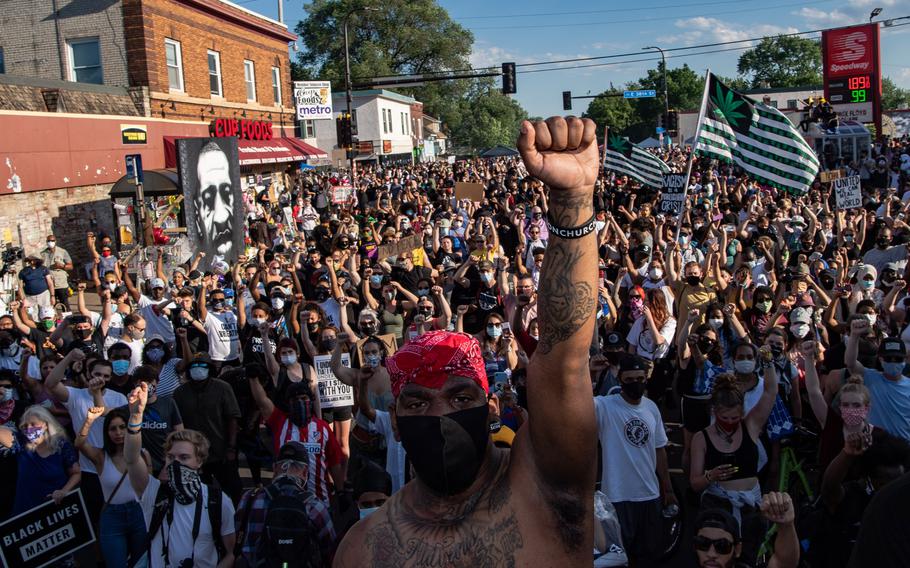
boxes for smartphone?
[501,322,511,335]
[493,372,510,395]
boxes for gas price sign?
[828,75,873,105]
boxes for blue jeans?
[100,501,148,568]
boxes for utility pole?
[643,46,669,143]
[342,7,378,187]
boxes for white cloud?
[658,17,798,47]
[469,44,518,68]
[794,7,853,26]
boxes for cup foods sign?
[294,81,333,120]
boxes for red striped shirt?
[266,408,342,503]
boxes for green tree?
[582,91,634,141]
[447,79,527,152]
[882,77,910,110]
[293,0,521,150]
[737,36,822,89]
[716,74,751,92]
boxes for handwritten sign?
[833,175,862,210]
[0,490,96,568]
[659,174,687,215]
[331,184,353,205]
[377,234,423,260]
[314,354,354,409]
[820,169,844,184]
[355,333,398,362]
[454,182,485,203]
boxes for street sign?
[125,154,143,185]
[656,127,666,134]
[624,89,657,99]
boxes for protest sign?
[355,334,398,362]
[331,184,353,205]
[659,174,687,215]
[282,206,297,236]
[454,182,485,202]
[0,490,95,568]
[820,169,844,184]
[833,175,861,210]
[314,354,354,409]
[377,234,422,260]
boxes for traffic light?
[501,62,516,94]
[562,91,572,111]
[658,113,665,129]
[667,110,679,133]
[336,113,352,149]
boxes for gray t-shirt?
[128,395,183,474]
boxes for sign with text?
[314,354,354,409]
[332,184,353,204]
[294,81,333,120]
[833,175,862,210]
[0,490,95,568]
[377,234,423,260]
[120,124,147,145]
[820,169,844,183]
[659,174,687,215]
[454,182,485,203]
[624,89,656,99]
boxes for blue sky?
[238,0,909,118]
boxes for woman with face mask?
[689,363,779,566]
[263,331,321,420]
[362,280,407,343]
[626,288,676,362]
[77,405,149,568]
[474,314,518,383]
[848,264,884,312]
[239,302,279,368]
[0,405,80,516]
[704,302,750,368]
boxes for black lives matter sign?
[0,490,95,568]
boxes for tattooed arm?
[516,117,599,491]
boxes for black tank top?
[703,427,760,480]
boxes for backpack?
[146,480,227,563]
[255,482,323,568]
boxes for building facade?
[0,0,324,258]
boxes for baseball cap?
[477,260,494,271]
[789,306,812,325]
[149,278,166,289]
[603,332,624,350]
[276,441,309,463]
[619,354,649,374]
[879,338,907,357]
[789,215,807,228]
[189,352,213,367]
[39,306,56,320]
[695,508,740,541]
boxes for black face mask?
[307,323,320,333]
[77,328,92,340]
[418,308,434,317]
[360,322,379,335]
[770,345,784,358]
[314,288,330,301]
[396,404,490,496]
[321,339,337,352]
[878,238,891,248]
[820,277,835,290]
[685,275,701,286]
[604,351,622,365]
[620,380,647,400]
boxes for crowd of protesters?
[1,116,910,568]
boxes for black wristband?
[546,213,597,240]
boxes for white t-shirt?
[64,386,128,474]
[139,295,176,343]
[204,311,239,361]
[122,337,146,372]
[594,394,667,503]
[626,316,677,361]
[140,477,235,568]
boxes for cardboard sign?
[454,182,485,203]
[0,490,96,568]
[282,206,297,236]
[355,333,398,362]
[659,174,687,215]
[314,354,354,409]
[833,175,862,210]
[332,184,353,204]
[820,169,844,184]
[377,234,423,260]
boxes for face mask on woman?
[734,359,756,374]
[280,354,297,366]
[487,325,502,339]
[790,323,810,339]
[840,405,869,427]
[146,348,165,363]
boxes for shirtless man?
[334,116,599,566]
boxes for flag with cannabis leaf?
[694,73,820,196]
[603,129,670,188]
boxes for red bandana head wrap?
[387,330,488,397]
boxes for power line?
[467,0,831,30]
[451,0,750,20]
[517,45,758,75]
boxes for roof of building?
[333,89,419,105]
[0,75,141,115]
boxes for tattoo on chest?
[365,459,523,567]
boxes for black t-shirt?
[107,374,138,397]
[240,323,278,367]
[848,472,910,567]
[63,334,104,356]
[173,379,241,463]
[27,328,57,360]
[169,309,208,357]
[391,266,432,295]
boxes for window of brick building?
[67,38,103,85]
[244,60,257,102]
[164,39,184,92]
[303,119,316,138]
[208,51,222,97]
[271,67,281,105]
[0,48,5,74]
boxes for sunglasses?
[694,535,734,555]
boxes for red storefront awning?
[164,136,327,168]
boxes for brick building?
[0,0,325,264]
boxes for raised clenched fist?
[516,117,599,192]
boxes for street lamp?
[643,46,669,143]
[870,7,882,22]
[343,6,379,187]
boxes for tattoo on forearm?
[547,193,594,226]
[536,240,596,355]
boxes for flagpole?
[675,68,712,242]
